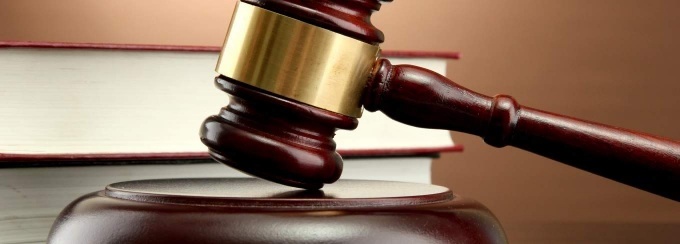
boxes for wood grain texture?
[365,58,680,201]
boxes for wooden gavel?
[200,0,680,201]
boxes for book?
[0,41,462,162]
[0,42,461,243]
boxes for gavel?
[199,0,680,201]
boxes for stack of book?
[0,42,461,243]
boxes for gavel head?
[200,0,391,189]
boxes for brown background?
[2,0,679,243]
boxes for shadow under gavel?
[200,0,680,201]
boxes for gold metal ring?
[215,2,380,117]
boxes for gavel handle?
[364,58,680,201]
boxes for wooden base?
[48,178,507,243]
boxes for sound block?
[48,178,507,244]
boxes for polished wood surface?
[366,59,680,201]
[241,0,391,44]
[200,0,393,189]
[200,0,680,200]
[201,77,357,189]
[48,178,507,243]
[105,178,453,207]
[5,1,678,243]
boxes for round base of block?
[48,178,507,244]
